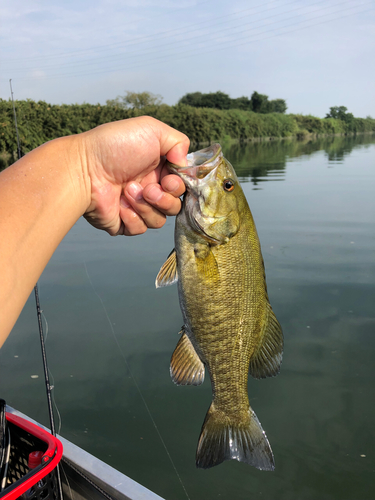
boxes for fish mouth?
[169,143,227,244]
[167,144,222,183]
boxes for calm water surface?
[1,135,375,500]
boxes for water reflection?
[322,133,375,164]
[215,133,375,184]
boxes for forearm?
[0,135,90,346]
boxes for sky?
[1,0,374,118]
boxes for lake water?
[1,134,375,500]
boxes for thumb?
[166,142,189,167]
[155,121,189,166]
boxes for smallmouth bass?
[156,144,283,470]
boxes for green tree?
[232,96,253,111]
[249,92,287,114]
[325,106,354,122]
[106,91,163,109]
[179,91,232,110]
[178,91,286,113]
[269,98,287,114]
[200,91,232,110]
[178,92,204,107]
[250,92,271,113]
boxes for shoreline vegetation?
[1,98,375,167]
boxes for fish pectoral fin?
[196,248,220,285]
[249,303,283,379]
[155,249,178,288]
[170,329,205,386]
[196,404,274,470]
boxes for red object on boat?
[27,451,44,470]
[1,413,63,500]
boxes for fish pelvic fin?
[170,328,205,386]
[196,404,275,471]
[249,303,283,379]
[155,249,178,288]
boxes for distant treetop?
[325,106,354,123]
[178,91,287,114]
[106,91,163,109]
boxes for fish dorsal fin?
[249,303,283,379]
[170,328,205,386]
[155,249,178,288]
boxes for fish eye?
[223,179,235,192]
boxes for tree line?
[178,91,287,113]
[106,90,287,113]
[1,95,374,168]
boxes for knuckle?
[152,216,166,229]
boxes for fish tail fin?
[196,403,274,471]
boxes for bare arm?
[0,116,189,346]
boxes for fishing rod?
[9,80,64,500]
[9,81,21,161]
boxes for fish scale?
[183,229,262,409]
[156,144,283,470]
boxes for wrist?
[51,133,92,218]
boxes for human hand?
[81,116,189,236]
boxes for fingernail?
[145,184,163,202]
[164,177,180,193]
[127,182,143,201]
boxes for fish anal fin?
[196,404,274,471]
[249,303,283,379]
[170,329,205,386]
[155,249,178,288]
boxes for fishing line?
[39,308,62,434]
[83,259,191,500]
[33,306,63,436]
[41,310,49,342]
[59,462,74,500]
[34,285,64,500]
[48,369,62,436]
[33,283,62,436]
